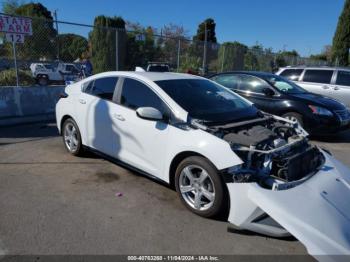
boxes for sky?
[2,0,345,56]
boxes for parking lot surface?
[0,123,349,256]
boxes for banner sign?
[5,33,25,43]
[0,15,32,35]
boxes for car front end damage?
[193,114,350,257]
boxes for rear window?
[336,71,350,86]
[302,70,333,84]
[279,69,303,81]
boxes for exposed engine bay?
[192,114,325,189]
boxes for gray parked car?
[276,66,350,107]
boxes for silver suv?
[276,66,350,107]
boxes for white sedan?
[56,72,350,258]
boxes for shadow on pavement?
[0,122,59,139]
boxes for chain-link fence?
[0,13,329,86]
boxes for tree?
[58,34,88,62]
[89,15,126,73]
[14,2,57,60]
[310,45,332,63]
[217,41,248,72]
[156,23,189,68]
[244,51,259,71]
[1,0,24,14]
[244,44,263,71]
[125,25,159,70]
[193,18,217,43]
[275,49,300,66]
[332,0,350,66]
[275,52,287,68]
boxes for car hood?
[290,93,345,111]
[227,152,350,259]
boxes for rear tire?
[175,156,227,218]
[62,118,83,156]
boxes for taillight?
[59,92,68,99]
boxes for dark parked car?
[209,71,350,135]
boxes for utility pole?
[54,10,60,60]
[12,41,19,87]
[177,39,181,72]
[115,28,119,71]
[202,22,207,75]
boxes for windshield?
[262,75,306,94]
[155,79,259,123]
[148,65,169,72]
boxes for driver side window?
[120,78,168,115]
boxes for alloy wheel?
[179,165,215,211]
[64,122,79,152]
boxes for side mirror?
[136,107,164,121]
[262,88,275,97]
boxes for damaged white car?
[56,72,350,258]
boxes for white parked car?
[56,71,350,258]
[30,62,80,86]
[276,66,350,107]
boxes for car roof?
[279,66,350,71]
[210,71,275,78]
[90,71,203,82]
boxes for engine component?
[271,146,325,182]
[209,115,324,186]
[223,125,276,147]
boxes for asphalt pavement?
[0,123,349,257]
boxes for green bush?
[0,69,35,86]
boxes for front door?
[112,78,171,179]
[234,74,277,113]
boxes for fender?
[163,127,243,183]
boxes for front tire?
[37,75,49,86]
[282,112,304,127]
[62,118,83,156]
[175,156,227,218]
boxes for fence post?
[221,45,225,72]
[12,41,19,87]
[202,22,207,75]
[115,29,119,71]
[54,10,60,60]
[177,39,181,72]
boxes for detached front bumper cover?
[227,152,350,258]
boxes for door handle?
[113,114,125,121]
[322,85,330,89]
[79,99,86,104]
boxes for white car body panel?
[228,152,350,256]
[56,71,350,258]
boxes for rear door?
[333,70,350,107]
[77,76,119,156]
[298,69,335,98]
